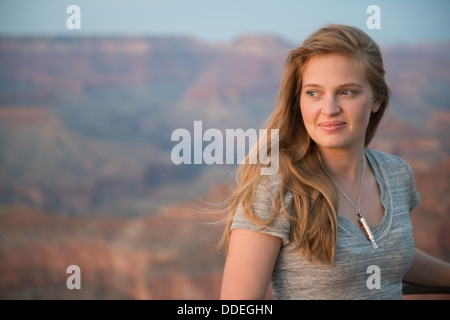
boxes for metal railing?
[402,281,450,295]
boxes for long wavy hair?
[220,24,390,265]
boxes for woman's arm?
[221,228,282,300]
[403,248,450,287]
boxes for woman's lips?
[318,121,347,132]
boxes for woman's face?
[300,54,380,153]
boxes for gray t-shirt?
[230,148,420,300]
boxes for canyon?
[0,36,448,299]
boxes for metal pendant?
[358,214,378,249]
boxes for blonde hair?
[220,24,390,265]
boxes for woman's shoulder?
[255,173,283,200]
[365,148,415,181]
[263,172,283,189]
[255,172,293,205]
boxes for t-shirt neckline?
[337,148,393,244]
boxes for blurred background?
[0,0,449,299]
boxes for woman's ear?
[372,100,382,113]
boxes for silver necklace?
[334,155,378,249]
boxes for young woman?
[220,24,450,299]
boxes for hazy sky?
[1,0,449,45]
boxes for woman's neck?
[319,147,366,185]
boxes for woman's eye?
[306,91,319,97]
[340,90,355,96]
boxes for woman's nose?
[321,95,341,115]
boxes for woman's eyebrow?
[302,83,363,89]
[337,83,363,89]
[302,83,322,90]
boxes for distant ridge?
[0,36,449,216]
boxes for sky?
[0,0,449,46]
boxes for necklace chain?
[335,155,366,214]
[333,154,378,249]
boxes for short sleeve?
[405,161,421,212]
[230,175,293,245]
